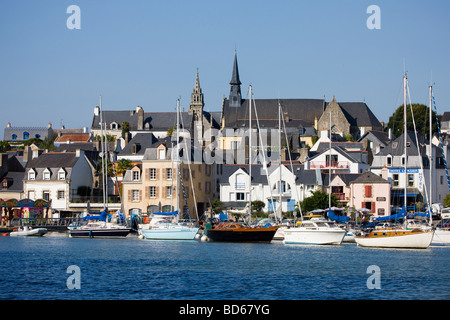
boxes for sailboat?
[138,99,200,240]
[355,75,434,249]
[428,85,450,246]
[69,96,132,238]
[203,85,278,242]
[283,112,346,245]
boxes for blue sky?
[1,0,449,136]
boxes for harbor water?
[0,233,449,300]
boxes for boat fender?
[201,235,208,242]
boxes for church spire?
[189,70,204,119]
[229,50,242,107]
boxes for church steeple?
[229,51,242,108]
[189,70,204,119]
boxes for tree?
[444,194,450,207]
[0,141,10,153]
[251,200,265,214]
[116,159,133,176]
[121,121,130,139]
[387,103,439,140]
[211,198,223,214]
[300,190,339,213]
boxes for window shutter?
[128,190,132,201]
[145,187,149,199]
[139,190,142,201]
[372,202,376,213]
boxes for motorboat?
[283,218,346,245]
[138,212,199,240]
[68,220,132,238]
[10,226,48,237]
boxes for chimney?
[388,128,392,140]
[94,106,100,116]
[137,106,144,131]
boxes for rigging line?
[406,81,429,209]
[279,103,302,216]
[251,94,276,214]
[432,95,450,192]
[179,108,199,220]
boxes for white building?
[23,150,94,215]
[371,132,450,209]
[218,163,323,216]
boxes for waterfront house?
[349,169,391,217]
[121,139,214,220]
[23,150,97,216]
[218,163,321,216]
[371,132,450,209]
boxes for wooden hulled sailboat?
[355,75,434,249]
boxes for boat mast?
[278,101,282,222]
[329,111,332,210]
[176,99,180,219]
[99,95,106,211]
[403,74,408,215]
[248,85,252,220]
[429,85,433,226]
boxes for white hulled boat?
[355,74,434,249]
[283,217,346,245]
[431,219,450,246]
[137,99,199,241]
[10,226,47,237]
[138,211,199,240]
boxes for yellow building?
[121,141,213,220]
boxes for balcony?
[310,161,349,169]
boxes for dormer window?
[43,168,51,180]
[158,147,165,160]
[132,170,140,181]
[28,169,36,180]
[386,155,392,167]
[58,168,66,180]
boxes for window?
[58,170,65,180]
[236,192,245,201]
[387,155,392,166]
[150,168,156,180]
[43,169,51,180]
[12,134,17,140]
[401,156,406,166]
[57,191,65,200]
[393,174,399,187]
[166,168,173,180]
[365,186,372,197]
[408,174,414,187]
[132,190,140,201]
[28,170,36,180]
[2,180,8,189]
[166,186,172,198]
[43,191,50,201]
[23,132,29,140]
[132,171,140,181]
[28,191,35,200]
[149,186,156,198]
[158,149,165,160]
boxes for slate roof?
[221,98,383,131]
[91,110,221,132]
[349,171,389,184]
[118,133,158,157]
[376,131,430,156]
